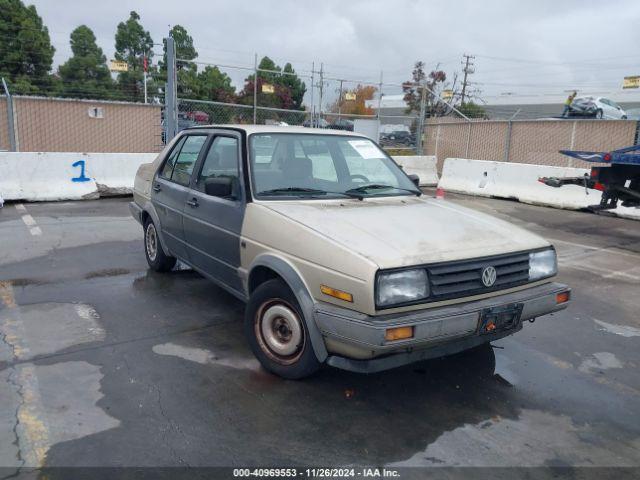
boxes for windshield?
[249,133,420,199]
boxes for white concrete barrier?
[0,152,156,201]
[392,155,439,186]
[438,158,639,220]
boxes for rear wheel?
[144,217,176,272]
[245,279,320,379]
[596,109,603,119]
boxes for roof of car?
[182,124,369,137]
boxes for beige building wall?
[424,118,638,171]
[9,96,162,153]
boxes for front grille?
[427,251,530,301]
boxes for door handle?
[186,198,199,208]
[152,184,161,192]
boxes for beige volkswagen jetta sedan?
[130,125,570,379]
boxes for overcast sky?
[28,0,640,101]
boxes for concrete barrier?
[392,155,439,186]
[0,152,156,201]
[438,158,639,220]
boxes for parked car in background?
[131,125,570,379]
[328,118,354,131]
[303,118,330,128]
[380,130,416,147]
[186,110,210,123]
[569,96,627,119]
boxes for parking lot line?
[16,205,43,236]
[0,281,52,467]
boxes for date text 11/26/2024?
[232,468,401,478]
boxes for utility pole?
[253,53,258,124]
[460,53,475,105]
[143,49,148,104]
[318,63,324,126]
[2,78,17,151]
[165,36,177,141]
[337,79,344,118]
[310,62,315,127]
[417,82,427,154]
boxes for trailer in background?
[539,144,640,211]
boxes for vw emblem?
[481,266,497,287]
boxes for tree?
[58,25,114,99]
[159,25,198,77]
[457,101,487,119]
[237,56,307,121]
[329,84,376,115]
[197,66,235,102]
[0,0,55,94]
[157,25,201,99]
[402,61,448,117]
[280,63,306,110]
[114,11,153,100]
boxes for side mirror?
[408,174,420,187]
[205,177,234,198]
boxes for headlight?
[529,248,557,281]
[376,269,429,308]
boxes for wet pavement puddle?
[152,342,260,371]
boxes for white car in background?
[569,96,627,119]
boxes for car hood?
[262,196,550,269]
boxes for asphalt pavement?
[0,194,639,477]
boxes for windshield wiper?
[345,184,421,196]
[258,187,363,200]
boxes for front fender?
[248,254,328,362]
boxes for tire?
[143,217,176,272]
[596,109,603,119]
[244,279,321,379]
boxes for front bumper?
[314,282,570,373]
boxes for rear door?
[151,134,208,260]
[182,131,246,295]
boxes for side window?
[171,135,207,186]
[197,136,240,197]
[159,137,186,179]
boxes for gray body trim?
[327,327,519,373]
[247,255,329,362]
[316,282,569,371]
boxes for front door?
[151,134,207,260]
[182,132,245,295]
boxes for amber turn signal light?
[320,285,353,303]
[556,291,570,304]
[385,326,414,341]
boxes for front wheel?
[244,279,321,379]
[144,217,176,272]
[596,109,603,119]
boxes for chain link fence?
[424,118,640,171]
[170,49,422,154]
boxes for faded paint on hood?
[261,196,550,269]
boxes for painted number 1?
[71,160,91,182]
